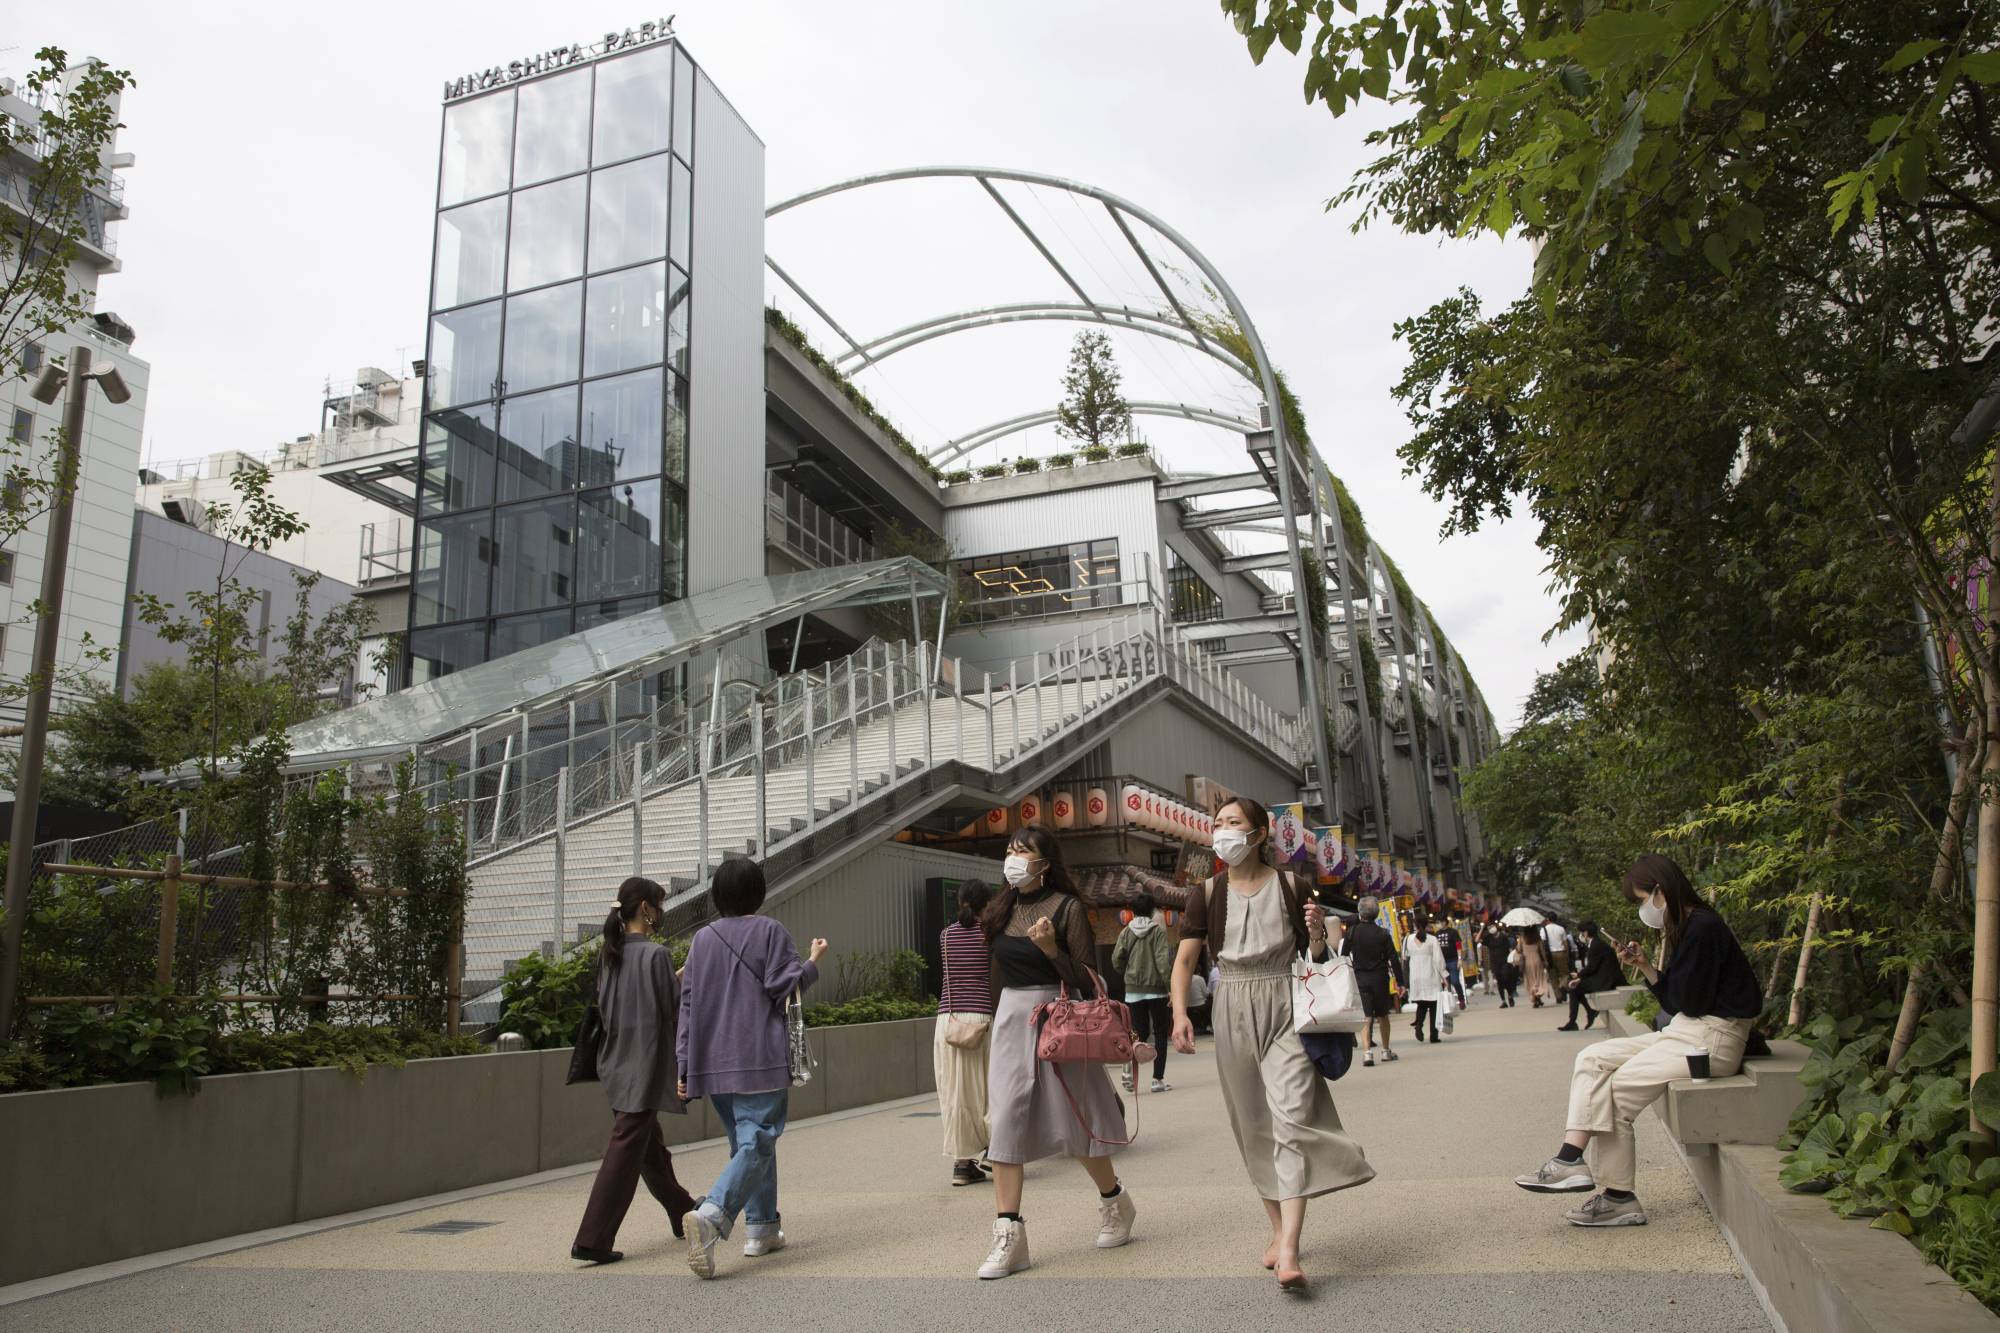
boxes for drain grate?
[402,1219,499,1235]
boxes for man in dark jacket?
[1558,921,1624,1031]
[1339,895,1404,1066]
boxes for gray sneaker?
[1515,1155,1595,1193]
[1565,1192,1647,1226]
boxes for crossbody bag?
[942,932,992,1051]
[698,923,818,1088]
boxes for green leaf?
[1702,230,1733,276]
[1963,51,2000,83]
[1575,10,1676,70]
[1870,1210,1914,1236]
[1362,65,1391,99]
[1881,39,1945,73]
[1247,26,1277,63]
[1487,190,1515,235]
[1866,113,1906,145]
[1974,1071,2000,1130]
[1598,94,1645,189]
[1892,141,1928,203]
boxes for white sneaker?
[978,1217,1030,1279]
[683,1210,720,1278]
[1515,1155,1596,1193]
[742,1229,785,1257]
[1362,1049,1375,1066]
[1095,1188,1137,1248]
[1150,1078,1172,1093]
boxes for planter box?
[0,1016,934,1287]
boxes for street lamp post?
[0,345,130,1041]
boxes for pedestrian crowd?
[562,827,1764,1284]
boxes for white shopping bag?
[1292,952,1367,1033]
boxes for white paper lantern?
[1051,791,1077,830]
[984,807,1009,836]
[1086,787,1110,827]
[1018,796,1042,827]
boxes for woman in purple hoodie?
[675,857,827,1279]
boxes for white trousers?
[1566,1012,1752,1191]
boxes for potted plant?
[1012,457,1043,474]
[1047,452,1076,468]
[977,462,1008,479]
[1081,444,1112,463]
[944,469,973,485]
[1116,441,1150,458]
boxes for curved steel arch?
[839,302,1255,380]
[934,400,1262,466]
[766,165,1367,827]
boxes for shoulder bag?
[942,933,992,1051]
[702,923,820,1088]
[1031,966,1140,1149]
[565,956,605,1085]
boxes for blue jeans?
[1445,958,1466,1006]
[697,1089,788,1238]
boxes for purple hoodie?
[676,914,819,1097]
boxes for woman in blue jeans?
[675,858,827,1278]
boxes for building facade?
[409,30,763,685]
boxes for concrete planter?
[0,1016,934,1287]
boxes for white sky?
[40,0,1584,729]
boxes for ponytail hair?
[956,878,992,929]
[602,876,666,969]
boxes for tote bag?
[1293,951,1367,1034]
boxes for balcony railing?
[766,473,873,570]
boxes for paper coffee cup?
[1685,1048,1712,1081]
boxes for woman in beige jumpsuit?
[1172,796,1374,1292]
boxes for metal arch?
[766,165,1341,824]
[840,302,1254,380]
[933,399,1261,465]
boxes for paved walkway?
[8,992,1770,1331]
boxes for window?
[8,408,30,447]
[433,196,508,309]
[588,155,670,272]
[592,45,674,164]
[491,494,576,614]
[501,281,582,394]
[1166,547,1224,624]
[412,509,493,626]
[0,550,13,587]
[672,47,695,161]
[419,404,498,515]
[493,385,580,502]
[20,342,41,373]
[408,622,487,684]
[584,262,665,378]
[580,367,665,482]
[576,479,662,601]
[666,266,690,379]
[506,175,587,291]
[439,90,515,206]
[957,539,1121,619]
[512,67,591,187]
[428,302,502,408]
[669,156,692,269]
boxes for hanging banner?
[1314,825,1344,885]
[1270,802,1312,869]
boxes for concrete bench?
[1599,985,1811,1147]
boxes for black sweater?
[1647,910,1761,1020]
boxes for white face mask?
[1212,828,1256,866]
[1637,893,1666,930]
[1003,854,1039,887]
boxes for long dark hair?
[981,826,1080,940]
[1215,795,1273,869]
[602,876,665,969]
[956,878,992,929]
[1623,853,1707,960]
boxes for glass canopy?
[279,558,951,768]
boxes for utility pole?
[0,345,108,1040]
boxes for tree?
[1054,330,1133,449]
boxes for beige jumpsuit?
[1211,874,1376,1201]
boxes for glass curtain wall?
[413,41,697,684]
[957,539,1122,621]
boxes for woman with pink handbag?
[1170,796,1375,1293]
[974,827,1134,1281]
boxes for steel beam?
[1157,470,1269,501]
[1220,550,1291,575]
[765,256,875,367]
[934,400,1260,466]
[1182,501,1284,530]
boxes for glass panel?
[433,196,507,310]
[665,371,689,483]
[587,154,669,272]
[429,301,501,409]
[584,262,666,378]
[501,281,581,394]
[512,68,590,186]
[575,593,662,630]
[672,48,694,161]
[592,45,672,163]
[663,483,687,597]
[580,367,662,483]
[409,623,487,684]
[669,156,692,270]
[576,479,663,602]
[413,509,492,625]
[492,493,575,614]
[957,538,1121,619]
[420,404,497,515]
[439,91,514,205]
[494,384,579,502]
[491,607,573,660]
[666,265,690,378]
[507,175,586,291]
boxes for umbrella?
[1500,907,1547,927]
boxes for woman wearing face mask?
[1170,797,1375,1292]
[1515,854,1761,1227]
[974,827,1133,1281]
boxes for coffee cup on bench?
[1685,1048,1712,1081]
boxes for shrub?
[976,463,1008,479]
[944,469,972,485]
[499,944,596,1050]
[1080,445,1112,462]
[1046,452,1075,468]
[1011,457,1042,474]
[835,949,927,1000]
[1115,441,1150,458]
[803,995,937,1027]
[1624,989,1660,1027]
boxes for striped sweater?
[939,921,995,1014]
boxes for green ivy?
[765,307,941,481]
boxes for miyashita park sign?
[443,16,676,101]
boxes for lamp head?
[88,366,131,405]
[29,367,64,405]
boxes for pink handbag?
[1031,969,1140,1147]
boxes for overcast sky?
[40,0,1583,729]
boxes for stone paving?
[4,990,1771,1331]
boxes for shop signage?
[444,16,677,101]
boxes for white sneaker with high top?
[1095,1188,1137,1248]
[742,1229,785,1257]
[1515,1154,1596,1193]
[978,1217,1030,1279]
